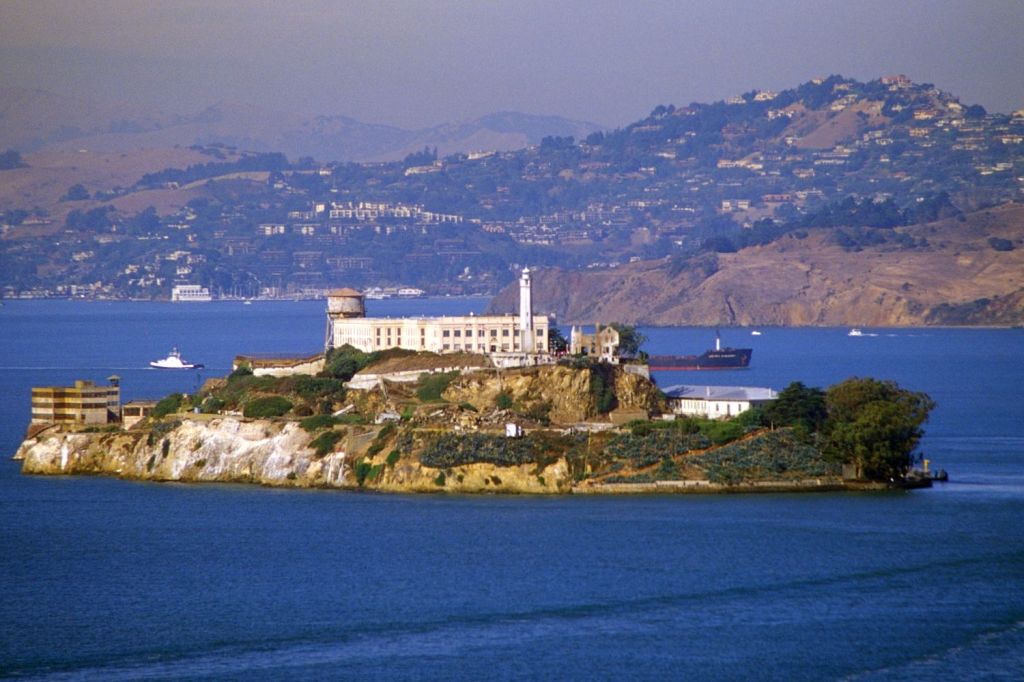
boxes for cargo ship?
[647,332,752,370]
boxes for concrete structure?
[570,324,621,362]
[233,353,326,377]
[122,400,157,429]
[31,378,121,425]
[661,384,777,420]
[325,272,549,361]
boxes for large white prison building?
[325,269,549,356]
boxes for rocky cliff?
[13,417,574,493]
[489,204,1024,327]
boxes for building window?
[465,329,473,337]
[443,330,450,337]
[502,329,509,337]
[443,344,450,350]
[454,330,461,337]
[537,329,544,336]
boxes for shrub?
[523,400,553,425]
[229,365,253,380]
[323,345,376,381]
[242,396,293,418]
[386,449,401,467]
[200,396,225,414]
[354,459,373,486]
[690,428,837,483]
[310,430,342,457]
[300,414,337,432]
[589,364,618,413]
[416,371,459,402]
[152,393,184,419]
[420,432,538,468]
[294,375,347,402]
[434,472,446,486]
[699,420,745,445]
[495,391,514,410]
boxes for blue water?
[1,301,1022,680]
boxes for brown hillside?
[0,147,228,226]
[488,204,1024,327]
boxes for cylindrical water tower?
[325,288,366,349]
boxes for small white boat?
[751,330,762,336]
[150,348,203,369]
[848,328,864,337]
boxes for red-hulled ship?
[647,331,752,370]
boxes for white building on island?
[661,384,778,420]
[325,269,551,367]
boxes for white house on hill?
[662,384,777,420]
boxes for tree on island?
[761,381,827,434]
[548,326,568,354]
[822,377,935,481]
[610,323,647,358]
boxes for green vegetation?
[604,428,711,467]
[242,396,293,418]
[322,344,375,381]
[309,430,342,457]
[354,459,373,486]
[691,429,837,484]
[495,391,514,410]
[822,377,934,480]
[761,382,828,433]
[152,393,184,419]
[609,323,647,357]
[415,371,459,402]
[300,414,338,432]
[588,363,618,413]
[421,432,538,468]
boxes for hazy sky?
[1,0,1021,129]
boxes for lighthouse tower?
[519,267,535,353]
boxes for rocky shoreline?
[13,416,900,496]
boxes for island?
[15,342,937,494]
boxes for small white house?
[661,384,777,420]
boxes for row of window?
[441,328,546,338]
[441,344,517,352]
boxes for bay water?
[1,300,1022,680]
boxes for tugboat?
[149,348,203,369]
[647,331,752,370]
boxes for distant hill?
[487,204,1024,327]
[0,88,602,162]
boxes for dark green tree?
[62,184,90,201]
[762,381,827,432]
[548,326,568,353]
[610,323,647,357]
[823,377,935,481]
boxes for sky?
[1,0,1022,130]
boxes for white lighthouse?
[519,267,535,353]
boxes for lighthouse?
[519,267,535,353]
